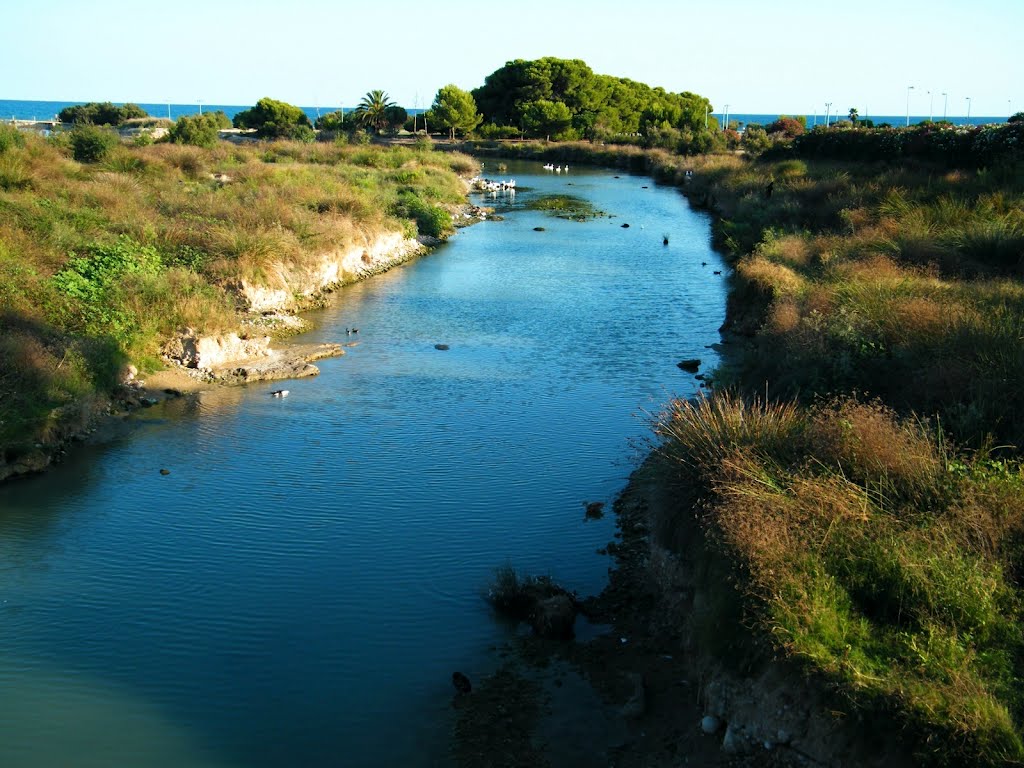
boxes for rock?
[722,723,746,754]
[529,594,577,639]
[677,358,701,373]
[452,671,472,694]
[701,715,723,734]
[620,673,646,719]
[583,501,605,519]
[621,223,630,228]
[434,344,450,351]
[533,226,546,231]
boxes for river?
[0,159,727,768]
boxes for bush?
[168,113,222,148]
[393,191,452,238]
[69,125,119,163]
[58,101,148,126]
[0,124,26,154]
[233,97,312,140]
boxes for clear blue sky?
[3,0,1021,117]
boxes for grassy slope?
[0,127,474,461]
[660,146,1024,764]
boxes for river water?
[0,160,726,768]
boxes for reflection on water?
[0,160,727,767]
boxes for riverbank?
[0,128,480,482]
[453,135,1024,767]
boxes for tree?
[1009,112,1024,124]
[58,101,149,126]
[766,116,806,138]
[232,97,312,140]
[430,85,482,139]
[168,113,222,147]
[522,99,573,140]
[383,105,408,134]
[354,90,396,133]
[848,107,860,126]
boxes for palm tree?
[354,90,395,133]
[848,107,859,126]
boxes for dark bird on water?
[663,235,669,245]
[713,270,722,275]
[452,672,472,695]
[701,261,707,266]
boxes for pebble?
[701,715,722,734]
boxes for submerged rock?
[677,358,701,373]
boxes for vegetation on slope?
[0,123,474,463]
[643,124,1024,765]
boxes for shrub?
[233,97,312,140]
[0,124,26,154]
[168,113,222,148]
[58,101,148,126]
[69,125,119,163]
[393,191,452,238]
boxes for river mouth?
[0,158,727,768]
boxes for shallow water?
[0,160,727,767]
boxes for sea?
[0,98,1007,128]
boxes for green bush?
[0,124,26,154]
[69,125,119,163]
[233,97,312,140]
[58,101,148,126]
[393,191,452,238]
[168,113,222,147]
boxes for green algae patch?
[527,194,605,221]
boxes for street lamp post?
[198,99,203,116]
[824,102,832,127]
[906,85,915,127]
[704,104,709,129]
[928,90,933,122]
[942,92,948,121]
[723,104,730,132]
[966,97,971,124]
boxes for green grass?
[655,393,1024,766]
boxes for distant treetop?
[471,57,713,142]
[58,102,149,126]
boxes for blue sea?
[0,99,1007,128]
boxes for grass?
[624,129,1024,765]
[0,130,475,460]
[655,393,1024,766]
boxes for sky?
[3,0,1021,118]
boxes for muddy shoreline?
[453,455,916,768]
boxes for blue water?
[0,99,1007,128]
[0,160,727,767]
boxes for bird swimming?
[271,389,289,398]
